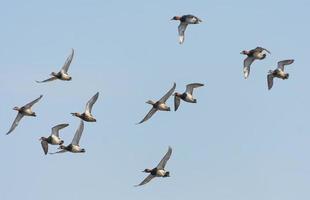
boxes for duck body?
[18,107,36,117]
[71,112,96,122]
[52,71,72,81]
[61,144,85,153]
[179,15,202,24]
[271,69,289,80]
[152,101,170,111]
[146,168,170,177]
[175,92,196,103]
[47,134,64,145]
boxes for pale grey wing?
[41,140,48,155]
[157,146,172,169]
[135,174,155,187]
[72,120,84,145]
[178,23,188,44]
[277,59,294,70]
[267,74,274,90]
[61,48,74,73]
[85,92,99,115]
[174,95,181,111]
[51,123,69,137]
[6,113,24,135]
[243,57,255,79]
[185,83,204,95]
[23,95,43,109]
[159,82,176,103]
[137,108,157,124]
[36,77,58,83]
[49,149,67,154]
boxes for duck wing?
[277,59,294,71]
[174,95,181,111]
[71,120,84,145]
[6,113,24,135]
[185,83,204,95]
[61,48,74,73]
[267,74,274,90]
[41,140,49,155]
[36,76,58,83]
[85,92,99,115]
[51,123,69,137]
[49,149,67,154]
[159,82,176,103]
[178,22,188,44]
[243,57,255,79]
[157,146,172,169]
[135,174,155,187]
[23,95,43,109]
[137,108,157,124]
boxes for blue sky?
[0,0,310,199]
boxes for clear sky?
[0,0,310,199]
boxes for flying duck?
[136,146,172,186]
[267,59,294,90]
[171,15,202,44]
[36,49,74,83]
[6,95,43,135]
[50,120,85,154]
[241,47,271,79]
[71,92,99,122]
[137,83,176,124]
[39,123,69,155]
[174,83,204,111]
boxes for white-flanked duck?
[136,146,172,187]
[267,59,294,90]
[174,83,204,111]
[171,15,202,44]
[36,49,74,83]
[241,47,271,79]
[71,92,99,122]
[50,120,85,154]
[6,95,43,135]
[39,123,69,155]
[137,83,176,124]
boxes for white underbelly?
[185,93,194,102]
[23,108,33,116]
[156,169,166,177]
[51,135,61,145]
[158,103,168,110]
[71,145,81,152]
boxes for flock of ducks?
[5,14,295,187]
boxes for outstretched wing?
[6,113,24,135]
[178,22,188,44]
[49,149,67,154]
[51,123,69,137]
[85,92,99,115]
[135,174,155,187]
[157,146,172,169]
[71,120,84,145]
[23,95,43,109]
[243,57,255,79]
[267,74,274,90]
[277,59,294,71]
[185,83,204,95]
[36,77,58,83]
[61,48,74,73]
[159,82,176,103]
[174,95,181,111]
[41,140,49,155]
[137,108,157,124]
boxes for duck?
[135,146,172,186]
[267,59,294,90]
[71,92,99,122]
[39,123,69,155]
[6,95,43,135]
[174,83,204,111]
[36,49,74,83]
[50,120,85,154]
[137,83,176,124]
[241,47,271,79]
[171,15,202,44]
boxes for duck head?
[171,16,181,21]
[13,106,20,111]
[143,169,152,173]
[240,50,249,55]
[146,100,155,105]
[71,112,81,117]
[164,171,170,177]
[59,144,66,149]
